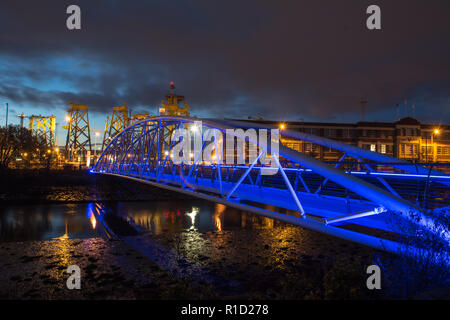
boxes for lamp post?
[5,103,8,127]
[431,129,440,162]
[94,131,100,157]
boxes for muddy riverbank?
[0,238,224,299]
[0,169,448,300]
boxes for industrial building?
[240,117,450,163]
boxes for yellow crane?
[64,102,92,163]
[101,103,130,152]
[29,115,56,148]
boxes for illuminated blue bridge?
[93,116,450,258]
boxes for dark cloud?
[0,0,449,122]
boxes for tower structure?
[17,114,26,128]
[29,115,56,148]
[159,82,190,116]
[64,102,92,163]
[101,103,129,152]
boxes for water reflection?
[52,217,69,241]
[0,200,281,242]
[214,204,225,232]
[114,200,279,235]
[86,203,97,230]
[0,203,99,242]
[186,207,199,230]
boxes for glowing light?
[23,153,28,157]
[65,116,71,122]
[279,123,286,130]
[434,129,440,135]
[90,215,97,229]
[95,132,100,137]
[164,151,169,156]
[86,203,97,229]
[190,125,198,132]
[53,218,69,241]
[47,149,51,154]
[214,204,225,232]
[186,207,199,229]
[55,148,59,153]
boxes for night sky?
[1,1,449,142]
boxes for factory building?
[241,117,450,163]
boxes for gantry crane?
[101,103,130,152]
[63,102,92,163]
[29,115,56,148]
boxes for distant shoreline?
[0,169,196,205]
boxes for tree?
[0,125,47,170]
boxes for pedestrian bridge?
[92,116,450,255]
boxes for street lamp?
[94,131,100,157]
[5,103,8,127]
[279,123,286,130]
[431,128,440,162]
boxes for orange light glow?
[90,215,97,229]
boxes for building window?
[406,145,412,155]
[380,144,386,154]
[370,144,376,152]
[305,143,312,152]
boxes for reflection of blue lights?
[86,203,95,218]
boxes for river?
[0,200,279,242]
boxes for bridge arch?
[93,116,450,253]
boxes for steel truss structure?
[131,113,150,124]
[101,103,129,152]
[93,117,450,258]
[64,102,92,162]
[29,115,56,148]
